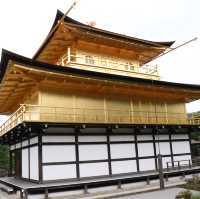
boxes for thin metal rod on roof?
[33,0,79,59]
[149,37,198,62]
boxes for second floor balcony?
[0,104,199,136]
[57,49,159,80]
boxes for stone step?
[0,183,14,194]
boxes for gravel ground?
[116,188,200,199]
[116,188,186,199]
[0,190,18,199]
[0,187,199,199]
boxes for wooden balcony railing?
[57,51,160,80]
[0,104,200,136]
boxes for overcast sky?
[0,0,199,123]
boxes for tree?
[0,145,9,170]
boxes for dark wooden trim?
[168,139,190,142]
[42,142,75,145]
[43,161,76,166]
[169,130,174,167]
[188,131,192,158]
[111,157,136,161]
[109,141,136,144]
[41,154,177,167]
[77,142,108,145]
[21,143,38,149]
[43,133,76,136]
[20,177,40,184]
[172,153,191,157]
[8,149,12,176]
[138,156,155,160]
[38,133,43,183]
[134,130,140,172]
[152,130,158,170]
[28,133,31,181]
[107,135,112,176]
[20,133,23,178]
[75,132,80,179]
[154,139,189,142]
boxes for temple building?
[0,10,200,189]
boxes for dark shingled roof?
[1,49,200,92]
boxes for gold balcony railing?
[0,104,200,136]
[57,52,159,80]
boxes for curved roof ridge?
[33,9,175,60]
[62,11,175,48]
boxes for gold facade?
[0,13,200,136]
[57,48,159,80]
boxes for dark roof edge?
[32,10,63,60]
[33,10,175,60]
[1,49,200,91]
[62,12,175,48]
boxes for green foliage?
[175,190,192,199]
[192,196,200,199]
[184,176,200,191]
[191,133,200,141]
[0,145,9,169]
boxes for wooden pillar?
[67,47,71,63]
[8,144,12,176]
[38,131,43,183]
[107,134,112,176]
[28,133,31,181]
[75,130,80,179]
[44,189,48,199]
[158,154,165,189]
[169,129,174,167]
[152,128,158,170]
[134,128,140,172]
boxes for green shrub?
[176,190,192,199]
[192,196,200,199]
[184,176,200,191]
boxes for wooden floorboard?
[0,166,200,192]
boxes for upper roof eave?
[1,49,200,93]
[33,10,175,61]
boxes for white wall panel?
[80,162,109,177]
[22,140,28,147]
[111,160,137,174]
[78,136,106,142]
[10,145,15,150]
[171,134,189,140]
[43,145,75,163]
[172,141,190,154]
[110,144,135,159]
[173,155,191,166]
[138,143,154,157]
[30,137,38,145]
[22,149,29,179]
[79,145,108,161]
[110,135,134,142]
[155,142,171,155]
[16,143,21,149]
[162,157,172,168]
[137,135,153,141]
[30,146,39,180]
[43,136,75,143]
[154,135,169,140]
[139,159,155,171]
[43,164,76,181]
